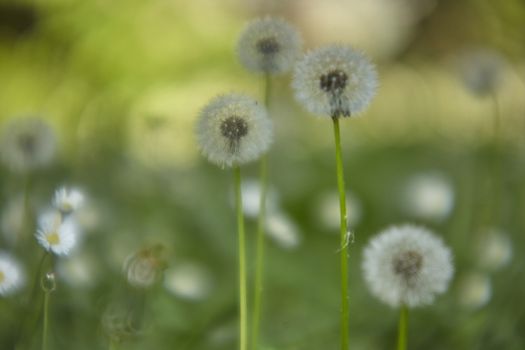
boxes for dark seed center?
[256,37,280,55]
[320,70,348,93]
[18,133,37,155]
[393,250,423,279]
[220,116,248,141]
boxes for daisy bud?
[237,17,302,75]
[196,94,273,168]
[362,224,454,308]
[292,45,378,118]
[53,186,85,215]
[0,117,56,173]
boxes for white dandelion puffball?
[0,252,25,296]
[237,17,302,74]
[35,211,79,256]
[292,45,378,118]
[0,117,56,172]
[53,187,85,214]
[362,225,454,308]
[196,94,273,168]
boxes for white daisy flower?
[237,17,302,74]
[53,187,85,214]
[35,210,78,256]
[0,252,25,296]
[196,94,273,168]
[0,117,56,173]
[292,45,378,118]
[362,224,454,308]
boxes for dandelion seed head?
[196,94,273,168]
[292,45,378,118]
[362,224,453,308]
[0,117,56,173]
[0,252,25,296]
[456,48,505,97]
[237,17,302,74]
[35,210,79,256]
[124,245,166,289]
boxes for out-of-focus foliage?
[1,0,524,349]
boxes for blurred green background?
[1,0,524,349]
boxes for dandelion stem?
[332,117,349,350]
[234,166,248,350]
[397,305,408,350]
[251,73,271,350]
[42,290,50,350]
[490,93,502,225]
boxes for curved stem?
[397,305,408,350]
[332,117,349,350]
[251,73,271,350]
[234,166,248,350]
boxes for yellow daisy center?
[0,270,5,283]
[46,232,61,246]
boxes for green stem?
[397,305,408,350]
[251,73,271,350]
[109,338,118,350]
[234,166,248,350]
[42,290,50,350]
[332,117,349,350]
[490,93,502,226]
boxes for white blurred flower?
[292,45,378,118]
[0,252,25,296]
[57,252,97,289]
[164,262,212,301]
[196,94,273,168]
[265,212,301,250]
[53,187,85,214]
[476,228,512,271]
[0,117,56,173]
[237,17,302,74]
[316,190,362,231]
[455,48,506,97]
[237,178,279,218]
[403,173,454,222]
[1,195,25,245]
[35,210,79,256]
[457,272,491,309]
[362,224,454,308]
